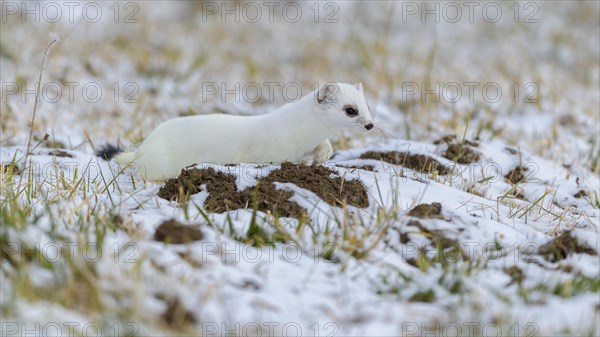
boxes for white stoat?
[98,82,374,181]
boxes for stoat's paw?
[312,139,334,164]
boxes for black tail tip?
[96,144,122,160]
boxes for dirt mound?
[407,220,456,247]
[158,163,369,219]
[505,166,528,184]
[409,289,436,303]
[337,164,375,172]
[511,189,527,200]
[444,143,480,164]
[433,135,481,164]
[433,134,479,147]
[1,163,22,176]
[538,231,597,262]
[48,150,73,158]
[263,162,369,208]
[407,202,444,219]
[162,298,196,327]
[154,219,204,243]
[402,219,465,269]
[158,167,304,218]
[360,151,448,175]
[504,266,525,285]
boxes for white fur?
[115,83,374,180]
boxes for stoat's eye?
[344,107,358,117]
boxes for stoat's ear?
[355,82,364,92]
[317,83,339,104]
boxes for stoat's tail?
[114,151,136,164]
[96,144,136,164]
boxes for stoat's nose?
[365,123,374,131]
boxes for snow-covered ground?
[1,1,599,336]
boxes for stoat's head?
[315,82,374,132]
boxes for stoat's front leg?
[312,139,334,164]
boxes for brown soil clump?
[511,189,527,200]
[360,151,448,175]
[573,190,587,198]
[444,143,481,164]
[433,135,457,145]
[154,219,204,244]
[158,167,304,218]
[399,231,411,244]
[407,219,458,249]
[337,164,375,172]
[49,150,73,158]
[407,203,444,219]
[538,231,597,262]
[1,163,22,176]
[504,266,525,285]
[408,289,436,302]
[235,184,305,218]
[162,298,196,327]
[158,163,369,219]
[434,134,479,147]
[505,166,528,184]
[263,162,369,208]
[434,135,480,164]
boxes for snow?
[1,1,599,336]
